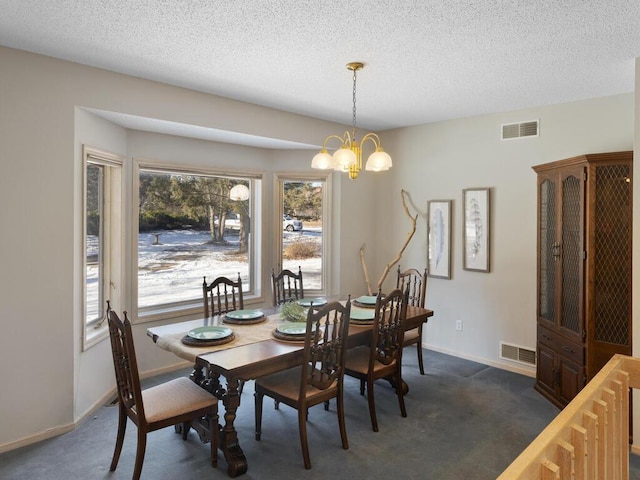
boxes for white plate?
[187,326,233,340]
[225,309,264,320]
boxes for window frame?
[82,146,123,350]
[274,172,332,295]
[133,159,263,321]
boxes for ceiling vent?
[501,120,539,140]
[500,342,536,366]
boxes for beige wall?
[0,45,636,452]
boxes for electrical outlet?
[455,320,463,331]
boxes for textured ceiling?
[3,0,640,138]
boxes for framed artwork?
[427,200,452,279]
[463,188,490,272]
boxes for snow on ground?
[87,229,321,317]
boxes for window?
[83,146,123,349]
[277,174,330,292]
[136,164,260,314]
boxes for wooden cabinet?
[534,151,632,408]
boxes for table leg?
[218,376,247,477]
[196,369,247,477]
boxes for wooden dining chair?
[203,273,244,317]
[254,299,351,469]
[106,302,218,480]
[344,288,409,432]
[271,266,304,306]
[396,266,428,374]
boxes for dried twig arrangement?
[360,189,418,294]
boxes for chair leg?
[132,428,147,480]
[181,421,191,440]
[209,412,218,468]
[366,378,378,432]
[254,390,264,441]
[416,342,425,375]
[359,378,365,396]
[298,406,311,469]
[110,402,127,471]
[274,399,280,410]
[396,368,407,418]
[416,328,425,375]
[336,389,349,450]
[324,400,330,411]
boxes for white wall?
[377,95,634,374]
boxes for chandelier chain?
[352,67,357,139]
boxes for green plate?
[277,322,309,336]
[225,309,264,320]
[187,326,233,341]
[350,309,375,321]
[355,295,377,305]
[298,297,327,307]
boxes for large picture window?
[137,165,259,313]
[83,146,123,348]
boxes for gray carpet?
[1,350,638,479]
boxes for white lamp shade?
[311,151,335,169]
[365,149,392,172]
[229,184,250,201]
[333,147,357,170]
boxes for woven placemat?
[271,329,306,344]
[181,332,236,347]
[349,318,375,326]
[222,315,266,325]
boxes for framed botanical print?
[427,200,452,279]
[463,188,490,272]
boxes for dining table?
[147,300,433,477]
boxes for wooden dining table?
[147,302,433,477]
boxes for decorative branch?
[376,189,418,290]
[359,243,373,295]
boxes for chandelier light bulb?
[365,148,393,172]
[311,149,335,169]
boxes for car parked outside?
[283,215,303,231]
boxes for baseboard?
[0,423,75,454]
[0,360,191,454]
[423,343,536,378]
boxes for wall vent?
[501,120,539,140]
[500,342,536,366]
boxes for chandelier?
[311,62,392,180]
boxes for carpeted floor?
[1,349,638,479]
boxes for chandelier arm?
[359,132,382,150]
[322,132,352,149]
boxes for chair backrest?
[106,302,145,422]
[203,273,244,317]
[272,266,304,306]
[370,288,409,368]
[299,299,351,397]
[396,266,427,308]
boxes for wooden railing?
[498,354,640,479]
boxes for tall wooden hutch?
[533,151,632,408]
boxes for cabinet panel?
[536,343,556,398]
[558,357,583,406]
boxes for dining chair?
[106,302,218,480]
[254,299,351,469]
[396,266,428,374]
[271,266,304,306]
[344,288,409,432]
[203,273,244,317]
